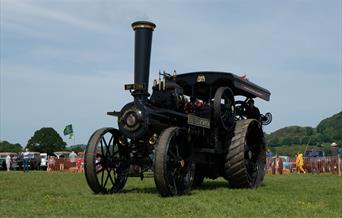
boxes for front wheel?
[154,127,194,197]
[85,128,129,194]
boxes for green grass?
[0,172,341,218]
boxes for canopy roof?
[175,71,271,101]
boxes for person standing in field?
[330,142,338,156]
[296,152,305,174]
[47,156,55,172]
[59,155,65,171]
[278,157,283,174]
[23,148,30,173]
[274,156,280,175]
[266,149,272,171]
[6,154,11,171]
[69,151,77,167]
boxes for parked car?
[40,153,48,170]
[17,152,41,170]
[304,149,326,157]
[0,152,18,170]
[10,154,19,170]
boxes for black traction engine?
[84,21,272,197]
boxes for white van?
[40,153,48,170]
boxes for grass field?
[0,172,341,218]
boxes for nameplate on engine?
[124,83,146,91]
[187,114,210,129]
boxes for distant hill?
[266,111,342,146]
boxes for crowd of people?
[46,151,84,173]
[266,147,341,175]
[2,149,84,173]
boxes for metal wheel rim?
[85,128,129,194]
[244,123,264,186]
[165,129,193,195]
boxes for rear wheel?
[154,127,194,197]
[224,119,266,188]
[85,128,129,194]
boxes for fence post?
[338,155,341,176]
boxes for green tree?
[305,127,314,136]
[280,137,293,146]
[316,111,342,144]
[26,127,66,154]
[0,140,22,152]
[268,138,279,147]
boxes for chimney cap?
[132,21,156,31]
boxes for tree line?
[0,127,83,154]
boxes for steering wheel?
[234,100,248,120]
[213,87,235,131]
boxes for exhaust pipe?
[131,21,156,96]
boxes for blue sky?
[1,0,341,147]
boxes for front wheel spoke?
[103,169,110,188]
[100,141,105,157]
[106,168,115,186]
[100,169,105,186]
[102,138,111,156]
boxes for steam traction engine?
[84,21,272,197]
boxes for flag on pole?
[63,124,73,136]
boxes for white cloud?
[3,0,114,34]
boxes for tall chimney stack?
[131,21,156,94]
